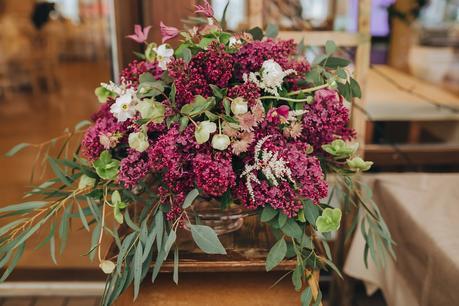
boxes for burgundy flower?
[126,24,151,43]
[194,0,214,18]
[160,21,179,43]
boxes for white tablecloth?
[344,173,459,306]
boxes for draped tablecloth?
[344,173,459,306]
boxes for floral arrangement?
[1,2,394,305]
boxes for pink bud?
[160,22,179,43]
[194,0,214,18]
[126,24,151,44]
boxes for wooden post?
[247,0,264,28]
[329,2,371,306]
[352,0,372,155]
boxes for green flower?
[111,190,127,224]
[94,86,116,103]
[322,139,358,159]
[136,99,165,123]
[144,43,157,62]
[347,157,373,172]
[195,121,217,144]
[78,174,96,190]
[128,131,149,152]
[316,208,342,233]
[93,151,120,180]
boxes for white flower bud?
[211,134,231,151]
[230,97,248,115]
[99,260,116,274]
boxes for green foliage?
[189,224,226,255]
[93,151,120,180]
[266,238,287,271]
[316,208,342,233]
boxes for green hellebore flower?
[322,139,358,159]
[211,134,231,151]
[111,190,127,224]
[347,157,373,172]
[316,208,342,233]
[136,99,165,123]
[230,97,248,115]
[195,120,217,144]
[145,42,157,62]
[128,131,150,153]
[93,151,120,180]
[78,174,96,190]
[94,86,116,103]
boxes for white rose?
[128,131,149,152]
[230,97,248,115]
[211,134,231,151]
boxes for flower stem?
[259,96,312,103]
[287,83,329,96]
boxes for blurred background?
[0,0,458,305]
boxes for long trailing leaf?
[155,211,164,253]
[47,157,73,186]
[5,143,30,157]
[116,232,137,274]
[163,230,176,260]
[59,204,73,254]
[0,219,27,236]
[124,209,140,232]
[76,203,90,231]
[88,222,101,261]
[0,201,48,214]
[0,243,25,281]
[133,242,143,300]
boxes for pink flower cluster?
[168,42,234,106]
[301,89,355,150]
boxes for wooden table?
[364,65,459,165]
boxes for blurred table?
[345,173,459,306]
[365,65,459,166]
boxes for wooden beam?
[365,143,459,166]
[278,31,368,47]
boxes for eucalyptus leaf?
[265,23,279,38]
[163,230,176,260]
[5,143,30,157]
[173,248,179,284]
[292,265,303,291]
[189,224,226,255]
[301,287,312,306]
[266,238,287,271]
[182,189,199,209]
[281,219,303,240]
[133,242,143,300]
[260,206,278,222]
[0,201,48,213]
